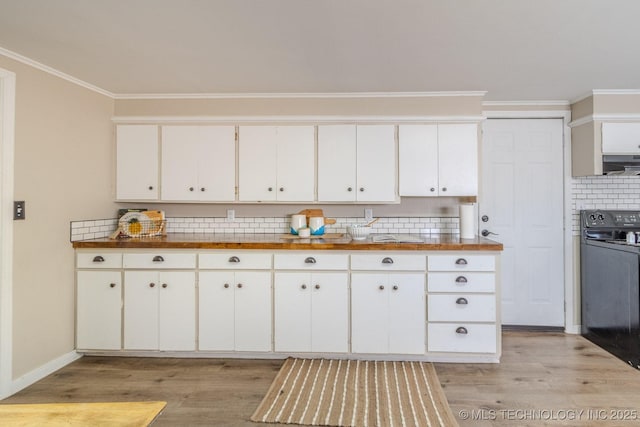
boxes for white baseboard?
[565,324,581,335]
[8,351,82,398]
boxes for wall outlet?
[14,201,25,220]
[364,208,373,221]
[227,209,235,221]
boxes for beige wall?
[0,56,114,379]
[594,93,640,114]
[570,96,593,120]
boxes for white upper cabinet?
[399,123,478,197]
[116,125,159,200]
[602,122,640,154]
[238,126,315,202]
[161,126,236,201]
[318,124,397,202]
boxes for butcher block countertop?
[72,233,503,251]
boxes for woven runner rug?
[251,358,458,427]
[0,401,166,427]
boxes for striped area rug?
[251,358,458,427]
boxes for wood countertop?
[72,233,503,251]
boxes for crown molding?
[111,115,486,124]
[0,47,113,98]
[571,89,640,105]
[568,113,640,128]
[482,100,570,107]
[113,91,488,100]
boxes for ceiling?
[0,0,639,102]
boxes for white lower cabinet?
[76,271,122,350]
[351,273,425,354]
[274,272,348,353]
[199,271,272,352]
[123,271,196,351]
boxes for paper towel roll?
[459,203,476,239]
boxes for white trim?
[480,109,578,334]
[568,115,594,128]
[111,115,486,124]
[0,68,16,399]
[569,113,640,128]
[10,351,81,396]
[0,47,114,98]
[592,89,640,96]
[482,100,570,107]
[114,91,488,100]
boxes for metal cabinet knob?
[315,284,320,290]
[379,285,385,290]
[301,284,307,289]
[92,255,105,263]
[153,255,164,262]
[148,186,154,190]
[223,283,229,289]
[456,297,469,305]
[359,187,365,192]
[162,283,168,289]
[200,187,206,192]
[268,187,273,192]
[382,257,394,264]
[442,187,447,192]
[304,257,317,264]
[149,283,156,288]
[279,187,284,192]
[189,187,194,192]
[228,256,240,263]
[430,187,435,192]
[455,258,468,265]
[392,285,399,290]
[455,276,468,284]
[347,187,353,192]
[237,283,243,288]
[109,283,116,288]
[456,327,468,335]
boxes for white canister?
[309,216,325,235]
[290,214,307,235]
[459,203,476,239]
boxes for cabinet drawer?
[350,254,425,271]
[123,252,196,269]
[428,272,495,293]
[428,323,497,353]
[200,252,272,270]
[428,255,495,272]
[428,294,496,322]
[274,253,349,270]
[77,252,122,269]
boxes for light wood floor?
[3,331,640,426]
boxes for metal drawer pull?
[109,283,116,288]
[149,283,156,288]
[379,285,385,290]
[162,283,168,288]
[200,187,205,192]
[228,256,240,263]
[301,284,307,289]
[382,257,394,264]
[92,255,105,263]
[392,285,399,290]
[148,186,154,190]
[189,187,194,192]
[456,297,468,305]
[455,258,468,265]
[223,283,229,289]
[237,283,243,288]
[455,276,468,284]
[315,284,320,289]
[152,255,164,262]
[280,187,284,192]
[304,257,317,264]
[456,327,468,335]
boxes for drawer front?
[77,252,123,269]
[351,254,426,271]
[428,272,495,293]
[428,323,497,353]
[200,252,272,270]
[428,294,496,322]
[123,252,196,269]
[274,253,349,270]
[428,255,495,272]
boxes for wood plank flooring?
[3,331,640,426]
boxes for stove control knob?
[589,214,597,221]
[597,214,605,221]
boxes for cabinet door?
[274,273,312,352]
[356,125,397,202]
[351,273,389,353]
[602,122,640,154]
[124,271,159,350]
[238,126,277,201]
[199,272,235,351]
[438,124,478,196]
[398,125,439,196]
[318,125,357,201]
[275,126,315,201]
[116,125,159,200]
[158,272,196,351]
[234,272,272,351]
[388,273,425,354]
[162,126,236,201]
[311,273,349,353]
[76,271,122,350]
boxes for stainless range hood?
[603,155,640,175]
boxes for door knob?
[481,229,499,237]
[481,215,489,222]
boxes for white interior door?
[481,119,564,326]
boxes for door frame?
[482,109,576,333]
[0,67,16,398]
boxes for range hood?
[603,155,640,175]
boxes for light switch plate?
[227,209,235,221]
[364,208,373,221]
